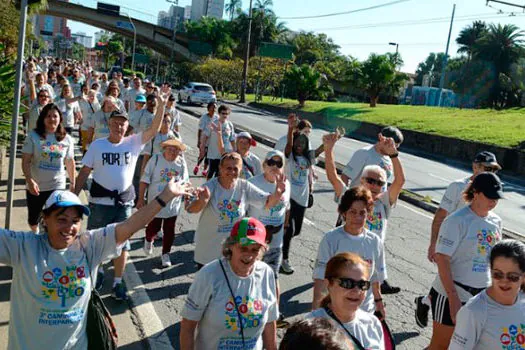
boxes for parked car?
[178,82,217,105]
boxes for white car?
[178,82,217,105]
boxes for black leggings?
[207,159,220,179]
[282,198,307,260]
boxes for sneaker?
[156,230,164,240]
[381,280,401,294]
[202,170,208,177]
[95,270,105,292]
[161,254,172,267]
[280,259,295,275]
[112,281,129,301]
[276,313,290,329]
[144,240,153,256]
[415,296,430,328]
[193,165,199,175]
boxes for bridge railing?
[65,0,158,25]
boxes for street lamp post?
[388,42,399,67]
[166,0,179,65]
[240,0,254,103]
[125,12,137,72]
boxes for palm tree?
[473,23,525,107]
[225,0,242,21]
[456,21,487,61]
[255,0,274,16]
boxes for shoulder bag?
[323,306,365,350]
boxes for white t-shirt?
[78,100,100,132]
[343,145,393,188]
[166,106,182,130]
[450,291,525,350]
[306,308,385,350]
[286,151,315,207]
[142,131,180,156]
[313,227,386,313]
[125,87,145,113]
[27,103,45,133]
[86,109,111,141]
[439,176,470,214]
[141,154,188,218]
[432,206,502,302]
[82,133,145,206]
[0,224,121,350]
[247,174,291,249]
[181,258,279,350]
[240,153,263,180]
[130,109,155,133]
[22,131,75,191]
[205,120,236,160]
[193,178,269,265]
[57,98,81,128]
[198,113,218,132]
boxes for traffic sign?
[40,30,53,37]
[188,41,212,56]
[259,42,293,60]
[116,21,134,31]
[97,2,120,16]
[134,53,150,64]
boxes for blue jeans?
[87,203,133,251]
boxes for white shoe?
[161,254,171,267]
[156,230,164,240]
[144,240,153,256]
[280,259,295,274]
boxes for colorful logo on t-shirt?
[472,229,501,272]
[268,197,286,216]
[290,158,308,186]
[217,199,242,230]
[39,141,66,170]
[366,210,383,233]
[499,323,525,349]
[157,168,180,191]
[40,264,88,307]
[224,295,264,332]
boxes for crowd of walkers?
[0,55,522,350]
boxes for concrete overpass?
[45,0,198,62]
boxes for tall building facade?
[184,6,192,20]
[72,32,93,48]
[158,5,186,30]
[190,0,225,21]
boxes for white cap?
[265,150,285,162]
[237,131,256,146]
[44,190,90,216]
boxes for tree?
[360,53,397,107]
[456,21,487,61]
[473,24,525,107]
[185,17,236,58]
[415,52,445,87]
[71,42,85,62]
[290,32,340,66]
[255,0,274,15]
[284,64,322,107]
[225,0,242,21]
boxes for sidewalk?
[0,141,147,349]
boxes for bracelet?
[374,298,383,303]
[155,196,167,207]
[389,153,399,158]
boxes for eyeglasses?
[483,166,499,173]
[39,94,50,99]
[267,158,283,168]
[365,177,386,187]
[492,271,522,283]
[334,277,371,291]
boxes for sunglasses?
[483,166,499,173]
[365,177,386,187]
[334,277,371,291]
[267,158,283,168]
[39,94,50,99]
[492,271,522,283]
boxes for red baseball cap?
[230,217,267,247]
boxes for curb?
[177,105,523,241]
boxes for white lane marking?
[428,173,454,183]
[398,203,434,220]
[303,218,316,227]
[125,252,174,350]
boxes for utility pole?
[486,0,525,9]
[6,0,29,229]
[240,0,254,103]
[438,3,456,107]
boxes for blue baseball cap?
[44,190,90,216]
[135,94,146,103]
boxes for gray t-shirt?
[181,258,279,350]
[142,131,180,156]
[86,109,111,141]
[140,154,188,218]
[124,87,145,113]
[286,152,315,207]
[193,178,269,265]
[306,308,385,350]
[450,291,525,350]
[0,224,121,350]
[439,176,470,214]
[205,120,235,160]
[247,174,291,249]
[22,131,75,191]
[78,100,100,132]
[432,206,502,302]
[313,227,387,313]
[240,153,263,180]
[27,103,45,133]
[342,145,393,188]
[57,98,81,128]
[130,109,155,133]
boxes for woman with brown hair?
[307,252,384,350]
[312,187,386,320]
[21,103,76,232]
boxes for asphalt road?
[177,102,525,236]
[126,110,437,349]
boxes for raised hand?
[287,113,298,130]
[274,173,287,196]
[322,133,339,150]
[162,178,194,198]
[380,134,397,156]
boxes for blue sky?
[67,0,525,73]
